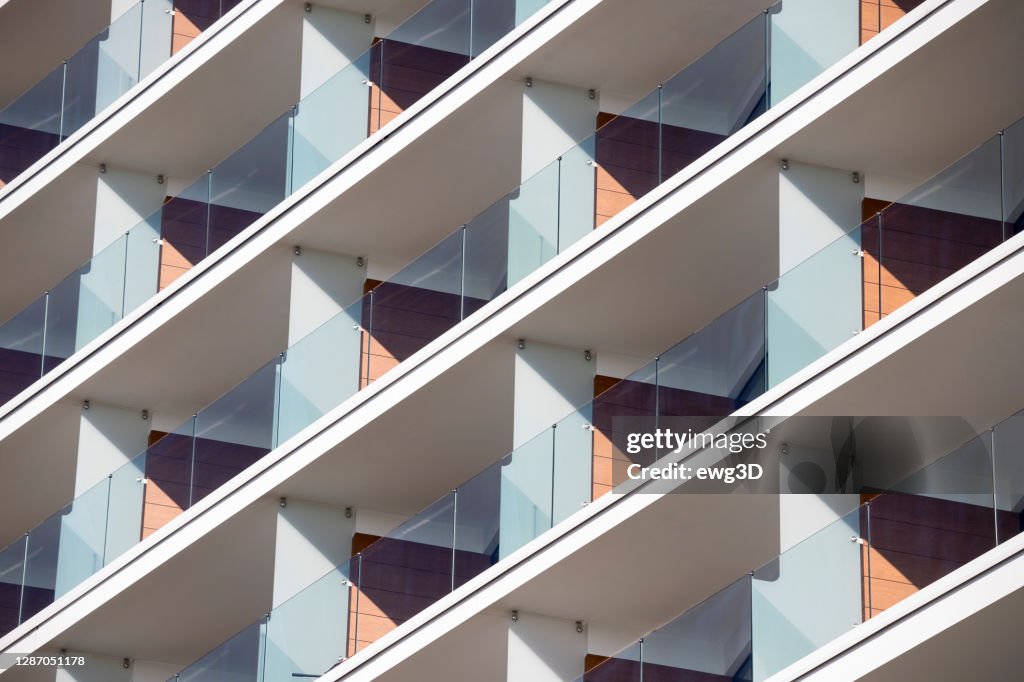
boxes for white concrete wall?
[778,161,863,273]
[595,351,647,383]
[752,508,863,680]
[52,403,149,598]
[292,5,374,192]
[287,247,365,345]
[779,494,860,552]
[520,80,596,181]
[92,164,166,255]
[501,341,594,557]
[76,165,165,352]
[273,498,354,606]
[509,79,598,287]
[507,611,586,681]
[110,0,136,21]
[770,160,864,389]
[74,402,150,496]
[278,247,366,444]
[512,342,593,448]
[354,508,406,538]
[130,659,181,682]
[769,0,859,107]
[300,5,374,99]
[266,499,356,681]
[778,435,860,552]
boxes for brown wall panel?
[157,197,264,291]
[172,0,245,54]
[860,1,926,45]
[0,124,60,186]
[172,10,201,55]
[345,533,491,655]
[0,348,46,404]
[359,280,483,388]
[593,114,723,228]
[141,430,267,538]
[860,492,1017,618]
[590,375,736,500]
[367,40,468,135]
[860,198,1002,327]
[0,584,55,633]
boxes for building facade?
[0,0,1022,680]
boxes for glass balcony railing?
[581,413,1024,682]
[0,0,903,412]
[168,403,1024,682]
[0,0,1010,644]
[0,0,246,189]
[161,110,1024,675]
[0,0,553,409]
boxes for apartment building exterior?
[0,0,1021,680]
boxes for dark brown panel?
[141,431,266,536]
[861,491,1009,618]
[0,123,61,185]
[367,40,468,135]
[590,376,734,498]
[0,348,46,404]
[346,534,490,655]
[359,280,486,387]
[860,198,1002,327]
[593,113,724,228]
[158,197,263,290]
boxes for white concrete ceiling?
[508,157,780,360]
[859,587,1024,681]
[777,0,1024,191]
[52,498,278,665]
[512,0,773,113]
[0,0,112,109]
[336,253,1024,681]
[803,258,1024,419]
[0,164,98,319]
[71,244,295,418]
[0,246,292,548]
[279,337,517,517]
[0,342,515,669]
[80,1,306,179]
[295,78,525,277]
[366,611,511,682]
[0,401,80,548]
[364,492,780,682]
